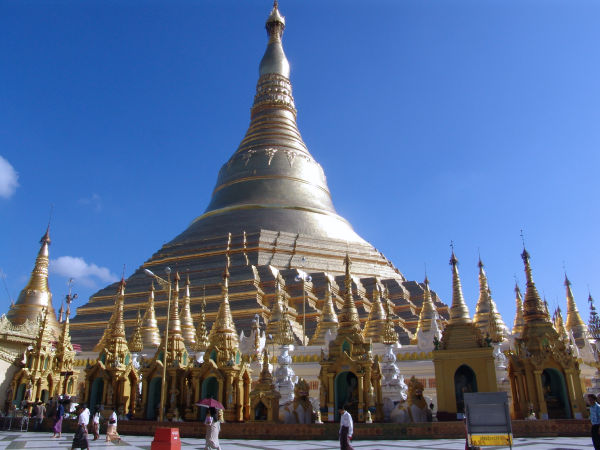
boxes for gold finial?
[448,247,471,324]
[520,245,549,324]
[474,256,508,342]
[413,275,438,341]
[142,282,161,348]
[275,304,295,345]
[363,282,388,343]
[382,295,398,345]
[207,264,239,355]
[564,273,588,348]
[180,273,197,347]
[309,276,338,345]
[512,282,525,336]
[194,288,210,352]
[129,309,144,353]
[338,254,362,336]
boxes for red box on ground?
[151,427,181,450]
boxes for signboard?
[464,392,512,449]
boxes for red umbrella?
[195,398,224,410]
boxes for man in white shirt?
[71,404,90,450]
[338,404,354,450]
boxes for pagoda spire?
[180,274,197,347]
[266,276,286,339]
[363,282,388,343]
[414,275,438,339]
[448,249,471,324]
[194,291,210,353]
[207,264,239,361]
[588,293,600,341]
[260,0,289,78]
[564,274,589,348]
[521,247,551,324]
[96,278,132,367]
[512,283,525,337]
[164,271,186,352]
[337,254,363,337]
[129,310,144,354]
[382,296,399,345]
[7,226,60,334]
[473,258,508,342]
[142,282,161,348]
[275,303,296,346]
[310,277,338,346]
[552,306,570,344]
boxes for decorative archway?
[15,383,26,407]
[200,376,219,421]
[334,371,358,421]
[146,378,162,420]
[541,368,570,419]
[454,365,477,413]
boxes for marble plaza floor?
[0,431,592,449]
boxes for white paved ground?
[0,431,592,449]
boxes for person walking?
[33,401,45,431]
[52,399,65,438]
[105,409,121,443]
[204,407,221,450]
[71,405,90,450]
[91,407,100,441]
[338,404,354,450]
[587,394,600,450]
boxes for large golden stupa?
[69,2,449,350]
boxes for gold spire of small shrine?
[7,227,60,335]
[259,347,273,383]
[310,277,338,345]
[552,306,570,344]
[194,290,210,352]
[382,296,398,345]
[129,310,144,353]
[564,274,589,348]
[97,278,132,366]
[413,276,437,340]
[449,250,471,324]
[473,258,508,342]
[207,264,239,362]
[180,274,197,347]
[275,304,296,345]
[512,283,525,336]
[588,293,600,341]
[337,254,362,337]
[363,282,388,343]
[266,276,286,339]
[142,282,161,348]
[521,248,551,324]
[113,277,127,340]
[162,271,187,359]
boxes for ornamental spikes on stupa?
[7,226,60,336]
[564,274,589,349]
[309,276,338,346]
[363,282,388,343]
[194,290,210,352]
[161,271,188,365]
[180,274,197,347]
[337,254,363,338]
[141,282,161,348]
[473,258,509,342]
[512,283,525,337]
[97,277,132,367]
[275,303,296,346]
[521,247,551,325]
[129,309,144,354]
[206,263,239,363]
[413,275,438,342]
[266,275,286,339]
[449,249,472,324]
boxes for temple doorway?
[200,377,219,421]
[15,383,26,406]
[89,378,104,411]
[334,371,358,421]
[146,378,162,420]
[541,368,570,419]
[454,365,477,413]
[254,401,267,420]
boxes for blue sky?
[1,0,599,331]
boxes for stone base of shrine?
[45,418,589,440]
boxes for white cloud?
[0,155,19,199]
[78,193,102,212]
[50,256,118,288]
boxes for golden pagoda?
[512,283,525,338]
[473,258,509,342]
[411,276,439,344]
[363,283,388,344]
[433,250,497,419]
[53,293,77,398]
[319,255,383,422]
[309,277,339,346]
[249,348,280,421]
[84,278,139,414]
[507,247,587,419]
[193,294,210,355]
[564,275,589,350]
[69,1,449,353]
[552,307,570,345]
[180,274,197,348]
[129,310,144,354]
[141,283,161,349]
[265,276,289,342]
[6,227,60,336]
